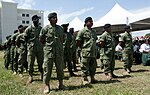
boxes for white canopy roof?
[93,3,133,27]
[69,3,150,33]
[68,17,84,31]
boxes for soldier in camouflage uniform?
[61,24,77,76]
[76,17,98,85]
[99,24,118,80]
[39,12,65,94]
[69,28,78,71]
[10,30,18,72]
[15,25,28,77]
[11,28,20,75]
[119,25,133,73]
[3,35,11,69]
[24,15,44,83]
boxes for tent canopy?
[68,17,84,31]
[69,3,150,34]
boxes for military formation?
[2,12,134,94]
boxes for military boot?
[27,75,33,84]
[43,84,50,94]
[82,77,89,85]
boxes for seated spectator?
[115,42,123,61]
[139,39,150,66]
[133,40,141,64]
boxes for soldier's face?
[126,28,131,32]
[32,18,39,24]
[19,27,24,33]
[86,20,93,27]
[50,16,57,24]
[106,27,111,32]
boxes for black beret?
[32,15,39,20]
[69,28,74,31]
[104,24,111,29]
[124,25,131,29]
[48,12,57,18]
[84,17,92,23]
[61,23,69,27]
[18,25,23,29]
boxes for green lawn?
[0,51,150,95]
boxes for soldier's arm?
[15,35,20,47]
[76,30,83,48]
[119,36,125,48]
[24,26,30,43]
[39,28,46,44]
[98,34,105,48]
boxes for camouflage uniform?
[76,26,97,78]
[63,31,75,76]
[24,24,44,76]
[11,32,20,72]
[3,36,11,69]
[15,33,28,74]
[70,32,77,71]
[40,24,64,85]
[119,31,133,70]
[99,31,115,74]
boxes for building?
[0,1,44,43]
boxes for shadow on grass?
[116,75,131,78]
[51,76,70,80]
[114,67,124,70]
[52,84,93,91]
[95,79,121,84]
[95,71,103,74]
[52,79,121,91]
[131,69,149,73]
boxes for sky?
[1,0,150,37]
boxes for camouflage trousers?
[80,57,97,78]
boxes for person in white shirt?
[115,42,123,61]
[139,39,150,65]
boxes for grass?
[0,51,150,95]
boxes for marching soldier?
[3,35,11,69]
[15,25,28,77]
[39,12,65,94]
[99,24,118,80]
[76,17,98,84]
[119,25,133,73]
[61,24,77,76]
[24,15,44,83]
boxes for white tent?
[93,3,133,27]
[92,3,150,35]
[68,17,84,31]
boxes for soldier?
[11,27,21,75]
[99,24,117,80]
[10,30,18,72]
[61,24,77,76]
[76,17,98,85]
[39,12,65,94]
[119,25,133,73]
[15,25,28,77]
[69,28,78,71]
[3,35,11,69]
[24,15,44,83]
